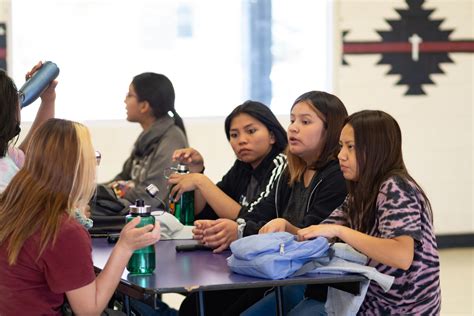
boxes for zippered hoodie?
[197,148,287,220]
[239,159,347,236]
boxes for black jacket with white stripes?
[239,159,347,236]
[196,147,287,220]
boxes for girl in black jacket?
[243,90,348,235]
[169,100,287,226]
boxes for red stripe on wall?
[343,42,410,54]
[421,41,474,53]
[343,41,474,54]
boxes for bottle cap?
[129,199,151,214]
[145,184,159,198]
[176,163,189,173]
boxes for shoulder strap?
[291,247,334,277]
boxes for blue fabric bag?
[227,232,330,279]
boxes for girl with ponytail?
[105,72,188,207]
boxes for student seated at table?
[95,72,188,215]
[169,100,288,223]
[246,110,441,315]
[0,62,56,192]
[0,119,160,315]
[179,91,348,316]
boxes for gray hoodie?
[113,115,188,207]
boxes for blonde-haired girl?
[0,118,160,315]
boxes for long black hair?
[345,110,433,233]
[0,70,20,157]
[132,72,186,136]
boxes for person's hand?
[40,79,58,103]
[172,148,204,173]
[259,218,289,234]
[25,61,58,104]
[109,180,135,198]
[109,180,135,189]
[168,173,202,201]
[25,61,42,80]
[297,224,340,241]
[201,218,238,253]
[193,219,216,241]
[117,217,160,255]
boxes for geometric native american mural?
[342,0,474,95]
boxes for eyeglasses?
[95,151,102,166]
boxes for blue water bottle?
[19,61,60,108]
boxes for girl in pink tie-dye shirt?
[0,147,25,192]
[298,110,440,315]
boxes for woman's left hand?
[259,218,289,234]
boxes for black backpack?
[89,184,132,235]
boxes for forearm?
[193,190,207,215]
[195,175,241,219]
[336,226,414,270]
[94,243,132,310]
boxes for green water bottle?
[126,199,156,275]
[170,164,195,226]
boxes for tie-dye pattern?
[0,147,25,192]
[323,176,441,315]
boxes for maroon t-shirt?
[0,216,96,315]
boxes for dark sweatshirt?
[239,159,347,236]
[197,147,287,220]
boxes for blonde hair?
[0,119,96,265]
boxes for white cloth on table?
[152,211,194,240]
[296,243,395,316]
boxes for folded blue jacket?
[227,232,330,280]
